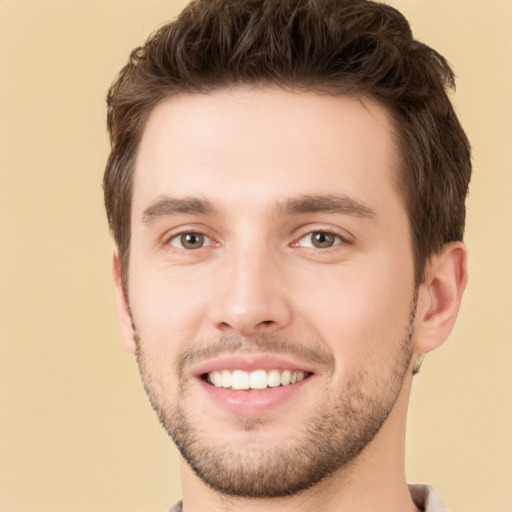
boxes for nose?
[210,246,293,337]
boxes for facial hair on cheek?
[131,293,417,498]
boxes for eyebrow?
[274,194,377,220]
[141,193,376,224]
[142,196,217,224]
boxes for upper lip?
[192,354,317,378]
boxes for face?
[122,88,418,497]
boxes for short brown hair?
[104,0,471,285]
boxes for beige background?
[1,1,510,511]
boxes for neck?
[179,377,418,512]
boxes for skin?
[113,88,467,512]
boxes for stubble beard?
[134,299,416,498]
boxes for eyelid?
[296,232,341,249]
[291,225,354,247]
[169,232,214,249]
[161,225,220,249]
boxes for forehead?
[132,87,401,216]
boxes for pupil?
[313,232,333,248]
[182,233,203,249]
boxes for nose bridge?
[212,236,291,336]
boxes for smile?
[205,369,310,390]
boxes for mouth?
[193,354,317,413]
[203,369,311,390]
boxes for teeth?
[267,369,281,388]
[211,371,222,387]
[281,370,291,386]
[207,369,308,390]
[250,370,267,390]
[232,370,250,390]
[221,369,232,388]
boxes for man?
[103,0,471,510]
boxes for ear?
[112,247,137,354]
[413,241,468,355]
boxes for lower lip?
[198,377,311,414]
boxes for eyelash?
[165,228,349,251]
[167,231,216,250]
[293,230,345,249]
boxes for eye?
[168,232,213,250]
[297,231,342,249]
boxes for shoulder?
[409,483,447,512]
[168,500,183,512]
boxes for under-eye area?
[202,369,313,390]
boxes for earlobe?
[413,241,468,355]
[112,248,138,354]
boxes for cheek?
[295,257,415,363]
[129,268,209,359]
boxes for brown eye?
[298,231,341,248]
[170,232,208,250]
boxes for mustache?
[175,333,335,375]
